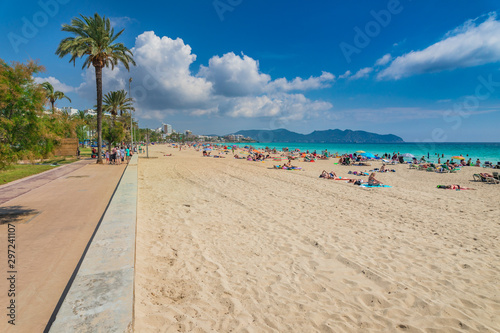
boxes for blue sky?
[1,0,500,142]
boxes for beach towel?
[359,184,392,188]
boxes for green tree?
[0,60,49,168]
[56,13,135,164]
[85,113,96,143]
[74,110,88,144]
[103,90,134,120]
[102,120,125,148]
[40,81,71,113]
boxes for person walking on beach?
[118,148,123,165]
[112,147,117,165]
[121,147,125,163]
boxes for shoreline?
[228,142,500,164]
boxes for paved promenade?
[0,160,126,333]
[50,154,138,332]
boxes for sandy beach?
[135,145,500,332]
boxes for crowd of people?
[91,146,134,165]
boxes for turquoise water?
[232,142,500,163]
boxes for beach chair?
[483,161,493,168]
[436,165,449,173]
[474,173,500,184]
[493,172,500,181]
[486,177,500,184]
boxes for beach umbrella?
[452,156,465,160]
[402,153,415,158]
[356,150,366,153]
[361,152,375,158]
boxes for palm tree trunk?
[51,100,55,114]
[95,65,103,164]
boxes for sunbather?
[348,171,369,176]
[319,171,343,179]
[368,173,382,186]
[320,170,334,179]
[348,179,364,185]
[437,185,475,190]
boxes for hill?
[232,129,404,143]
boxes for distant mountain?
[232,129,404,143]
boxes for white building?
[60,107,79,116]
[163,124,173,135]
[84,109,97,117]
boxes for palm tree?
[75,110,86,121]
[102,90,134,149]
[41,81,71,113]
[102,90,134,121]
[74,110,88,145]
[56,13,135,164]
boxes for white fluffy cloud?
[33,76,75,93]
[375,54,392,66]
[378,13,500,80]
[338,70,352,79]
[74,31,333,122]
[76,31,213,112]
[267,71,335,92]
[218,93,332,120]
[349,67,373,80]
[198,52,270,97]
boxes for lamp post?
[128,77,134,152]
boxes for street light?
[129,77,134,152]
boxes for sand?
[134,145,500,333]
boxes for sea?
[232,142,500,164]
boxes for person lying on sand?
[368,173,382,186]
[348,179,364,185]
[372,165,396,173]
[320,170,337,179]
[437,185,475,190]
[348,171,369,176]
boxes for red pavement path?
[0,160,126,332]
